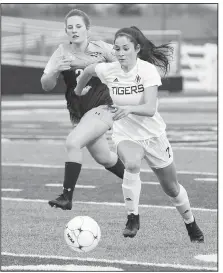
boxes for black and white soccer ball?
[64,216,101,252]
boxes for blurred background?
[1,3,218,93]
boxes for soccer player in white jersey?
[74,26,204,243]
[41,9,125,210]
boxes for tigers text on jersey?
[95,58,167,140]
[43,41,115,122]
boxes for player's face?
[114,36,139,68]
[66,16,88,44]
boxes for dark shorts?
[71,105,116,129]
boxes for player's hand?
[80,86,91,96]
[112,105,131,120]
[74,87,81,96]
[55,57,72,72]
[74,86,91,96]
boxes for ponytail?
[131,26,173,75]
[140,40,173,75]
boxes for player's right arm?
[74,63,98,96]
[74,62,109,96]
[41,45,71,92]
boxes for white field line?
[142,181,160,185]
[1,265,122,271]
[1,113,215,124]
[2,162,217,176]
[2,109,66,115]
[1,138,217,151]
[2,135,67,139]
[2,109,217,125]
[10,124,43,128]
[159,96,217,104]
[1,252,217,271]
[2,100,66,107]
[2,123,216,130]
[1,189,22,192]
[171,142,218,149]
[45,183,95,189]
[194,254,217,263]
[194,178,218,182]
[1,197,217,212]
[4,127,216,135]
[1,134,217,143]
[1,97,217,107]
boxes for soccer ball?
[64,216,101,252]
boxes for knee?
[124,159,141,173]
[94,152,117,168]
[94,156,110,167]
[65,135,82,152]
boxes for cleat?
[185,219,204,243]
[48,190,72,210]
[123,213,140,238]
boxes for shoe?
[48,189,72,210]
[123,213,140,238]
[185,219,204,243]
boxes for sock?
[169,184,194,224]
[122,170,141,215]
[106,158,125,179]
[63,162,82,200]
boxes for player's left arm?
[129,85,158,116]
[112,86,158,120]
[98,41,117,62]
[112,63,161,120]
[71,54,106,68]
[74,62,109,96]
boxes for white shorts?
[112,133,173,169]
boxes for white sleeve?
[94,63,109,84]
[43,45,63,74]
[143,64,162,88]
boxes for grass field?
[1,94,218,271]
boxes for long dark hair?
[114,26,173,75]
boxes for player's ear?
[65,27,67,34]
[136,44,141,54]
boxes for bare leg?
[152,162,204,242]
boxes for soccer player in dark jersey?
[41,9,125,210]
[74,26,204,243]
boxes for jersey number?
[75,69,84,83]
[166,147,171,158]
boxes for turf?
[1,95,218,271]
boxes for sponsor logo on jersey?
[88,51,102,57]
[135,74,141,83]
[112,84,144,95]
[113,78,119,82]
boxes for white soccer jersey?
[44,40,116,74]
[95,58,167,140]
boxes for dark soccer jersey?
[62,69,112,123]
[44,41,115,123]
